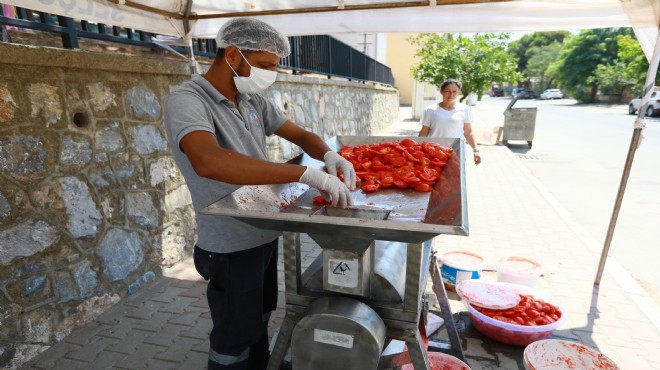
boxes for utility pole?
[358,33,372,55]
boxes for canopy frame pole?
[105,0,183,19]
[190,0,510,19]
[595,34,660,285]
[182,0,198,75]
[594,128,641,286]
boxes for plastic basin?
[401,352,472,370]
[464,283,565,346]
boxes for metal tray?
[201,136,468,243]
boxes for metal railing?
[0,5,393,85]
[283,35,393,85]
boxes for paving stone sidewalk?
[19,107,660,370]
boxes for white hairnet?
[216,18,291,58]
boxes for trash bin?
[503,96,537,148]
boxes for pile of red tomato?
[338,138,453,193]
[472,294,562,326]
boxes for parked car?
[518,90,537,99]
[490,88,504,97]
[540,89,564,100]
[629,91,660,117]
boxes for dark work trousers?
[193,239,279,370]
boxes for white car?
[629,91,660,117]
[539,89,563,100]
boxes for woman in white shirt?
[419,79,481,165]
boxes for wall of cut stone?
[0,42,398,366]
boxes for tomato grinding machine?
[203,136,469,370]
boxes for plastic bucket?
[440,251,484,292]
[497,256,542,288]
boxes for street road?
[477,95,660,305]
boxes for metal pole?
[594,128,642,285]
[595,34,660,285]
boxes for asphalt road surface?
[478,95,660,306]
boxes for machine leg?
[405,329,431,370]
[267,313,297,370]
[430,259,466,362]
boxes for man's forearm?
[295,131,333,161]
[193,149,306,185]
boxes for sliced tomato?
[313,195,332,205]
[400,138,417,147]
[419,173,438,183]
[393,180,409,189]
[368,148,383,157]
[414,183,433,192]
[440,145,454,153]
[431,158,447,168]
[379,176,394,186]
[355,171,369,180]
[341,153,355,161]
[434,149,449,161]
[361,184,380,192]
[421,141,430,152]
[403,150,419,163]
[419,157,431,167]
[525,309,540,318]
[412,151,425,159]
[339,146,354,155]
[390,156,406,167]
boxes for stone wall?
[0,42,398,366]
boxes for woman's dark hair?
[440,79,462,92]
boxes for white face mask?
[226,49,278,94]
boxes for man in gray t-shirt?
[163,18,356,370]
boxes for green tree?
[409,33,521,101]
[546,28,634,102]
[508,32,570,73]
[587,61,636,97]
[616,34,654,94]
[525,41,562,91]
[587,34,656,98]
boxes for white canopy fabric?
[2,0,657,59]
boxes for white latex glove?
[299,167,353,207]
[323,151,357,191]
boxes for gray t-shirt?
[164,74,287,253]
